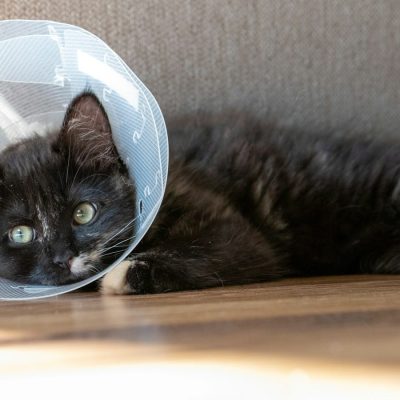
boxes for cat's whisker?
[87,267,101,276]
[98,246,129,256]
[100,217,138,247]
[101,248,127,258]
[98,235,136,254]
[99,247,131,257]
[99,237,134,255]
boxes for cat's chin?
[69,252,103,279]
[70,255,92,277]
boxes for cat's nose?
[53,251,74,269]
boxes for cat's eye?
[9,225,35,244]
[73,202,97,225]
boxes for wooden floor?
[1,275,400,399]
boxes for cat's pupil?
[9,226,35,244]
[73,202,96,225]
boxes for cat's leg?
[101,214,290,295]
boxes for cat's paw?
[100,259,151,295]
[100,260,149,295]
[101,255,190,295]
[100,260,133,295]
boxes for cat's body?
[0,92,399,293]
[106,114,400,294]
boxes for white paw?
[100,260,134,295]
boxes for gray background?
[2,0,400,135]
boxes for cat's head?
[0,93,136,285]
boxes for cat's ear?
[59,92,119,168]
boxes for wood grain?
[1,275,399,398]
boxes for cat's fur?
[105,114,400,294]
[1,92,400,292]
[0,93,136,285]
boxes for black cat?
[0,92,399,293]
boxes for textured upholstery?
[1,0,400,135]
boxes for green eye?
[9,225,35,244]
[73,202,97,225]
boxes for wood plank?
[0,275,399,398]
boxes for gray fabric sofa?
[2,0,400,136]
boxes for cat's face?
[0,93,136,285]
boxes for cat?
[0,92,399,293]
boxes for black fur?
[1,93,400,293]
[129,114,400,292]
[0,93,135,285]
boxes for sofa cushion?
[2,0,400,135]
